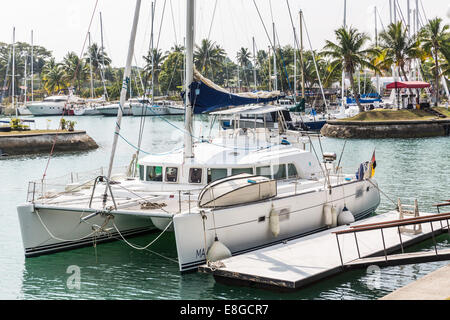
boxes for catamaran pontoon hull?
[173,178,380,272]
[17,204,157,257]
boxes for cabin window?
[165,167,178,183]
[256,166,272,179]
[207,168,227,183]
[146,166,163,182]
[288,164,298,178]
[232,168,253,175]
[139,164,145,181]
[189,168,203,184]
[273,164,287,180]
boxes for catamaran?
[17,0,381,272]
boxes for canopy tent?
[386,81,431,89]
[186,69,283,114]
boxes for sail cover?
[187,69,283,114]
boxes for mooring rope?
[36,209,99,242]
[112,219,173,251]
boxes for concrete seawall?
[0,131,98,156]
[321,120,450,139]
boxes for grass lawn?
[343,109,440,122]
[0,130,69,136]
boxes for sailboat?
[17,0,380,272]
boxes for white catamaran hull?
[173,179,380,271]
[17,204,155,257]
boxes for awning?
[386,81,431,89]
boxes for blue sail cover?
[184,71,283,114]
[346,93,382,105]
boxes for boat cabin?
[137,140,323,190]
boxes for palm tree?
[194,39,226,78]
[379,22,419,82]
[85,43,111,79]
[419,18,450,106]
[143,49,167,96]
[62,52,88,93]
[236,47,251,88]
[42,59,66,94]
[322,27,379,112]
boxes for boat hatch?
[198,173,277,208]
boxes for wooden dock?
[198,211,450,290]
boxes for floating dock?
[380,264,450,300]
[199,210,450,290]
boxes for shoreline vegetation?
[321,107,450,139]
[0,16,448,111]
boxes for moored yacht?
[26,95,69,116]
[132,99,184,116]
[16,0,381,273]
[26,95,84,116]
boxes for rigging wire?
[42,0,100,182]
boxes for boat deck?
[30,175,347,217]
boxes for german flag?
[370,150,376,178]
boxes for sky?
[0,0,449,68]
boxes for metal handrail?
[334,212,450,235]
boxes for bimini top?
[188,69,283,114]
[386,81,431,89]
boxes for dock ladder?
[398,198,422,235]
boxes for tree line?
[0,16,448,109]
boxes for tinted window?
[273,164,287,180]
[207,168,228,183]
[189,168,203,184]
[139,164,145,181]
[288,164,298,178]
[165,167,178,183]
[256,166,271,178]
[146,166,163,182]
[232,168,253,175]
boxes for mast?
[31,30,34,103]
[88,32,94,99]
[375,7,380,94]
[389,0,393,24]
[12,27,16,117]
[407,0,411,37]
[341,1,346,109]
[299,10,305,99]
[393,0,397,23]
[272,23,277,92]
[268,46,272,91]
[252,37,257,91]
[24,52,27,104]
[100,12,109,101]
[184,0,195,159]
[105,0,142,188]
[150,1,155,104]
[343,0,347,27]
[293,28,297,103]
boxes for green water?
[1,115,449,300]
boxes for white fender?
[323,204,333,227]
[207,237,232,262]
[331,206,338,227]
[338,206,355,226]
[269,204,280,237]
